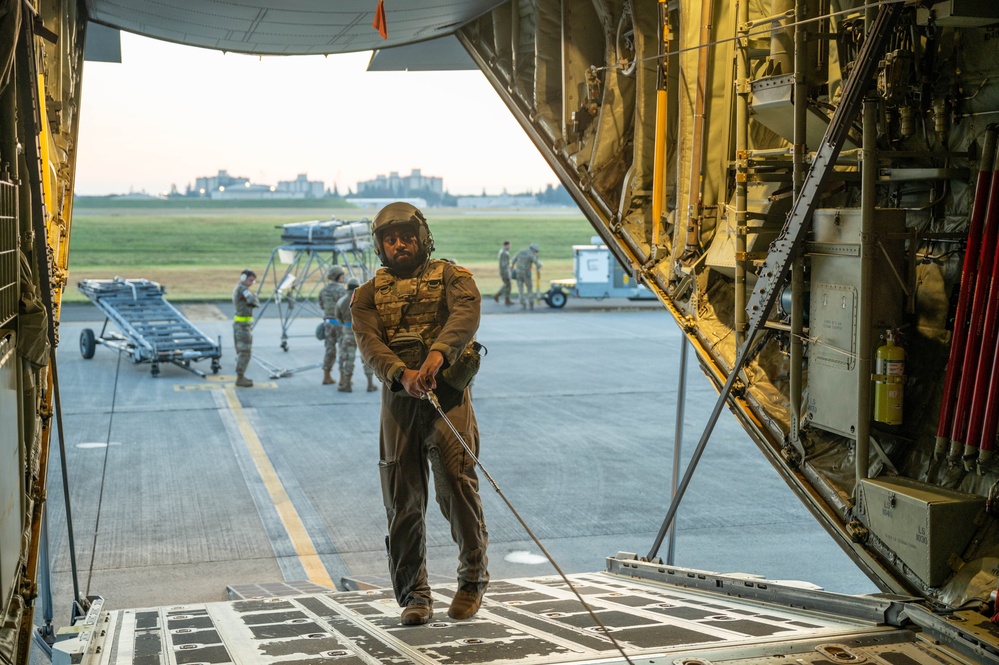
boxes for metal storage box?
[857,477,985,587]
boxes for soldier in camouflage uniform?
[232,269,260,387]
[318,266,347,385]
[494,241,513,305]
[334,277,376,392]
[512,243,542,310]
[352,202,489,627]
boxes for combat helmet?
[327,265,345,281]
[371,202,435,262]
[346,277,360,288]
[529,243,540,252]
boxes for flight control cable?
[423,390,637,665]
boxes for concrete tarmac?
[39,295,876,633]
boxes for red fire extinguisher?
[874,329,905,425]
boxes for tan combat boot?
[504,296,514,306]
[447,583,486,620]
[337,373,352,392]
[322,368,335,385]
[493,292,500,302]
[235,373,253,388]
[401,602,433,626]
[367,375,378,392]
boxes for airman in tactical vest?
[232,269,260,387]
[351,202,489,627]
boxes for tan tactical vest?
[232,282,255,318]
[319,282,346,317]
[373,260,447,345]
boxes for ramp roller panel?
[69,572,971,665]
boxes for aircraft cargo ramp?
[54,564,987,665]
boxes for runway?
[40,297,876,632]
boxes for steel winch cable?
[84,347,126,598]
[423,390,637,665]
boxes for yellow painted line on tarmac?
[221,384,335,588]
[175,381,278,391]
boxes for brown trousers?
[377,385,489,607]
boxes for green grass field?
[64,205,594,301]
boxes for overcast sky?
[74,32,558,197]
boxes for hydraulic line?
[683,0,714,257]
[857,95,876,485]
[789,0,809,450]
[650,0,669,260]
[960,225,999,469]
[423,390,636,665]
[949,138,999,462]
[935,125,998,459]
[734,0,749,347]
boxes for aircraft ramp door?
[53,565,991,665]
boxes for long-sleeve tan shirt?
[351,259,481,387]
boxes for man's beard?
[386,246,427,276]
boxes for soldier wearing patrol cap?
[512,243,542,310]
[318,265,347,385]
[232,269,260,387]
[351,202,489,627]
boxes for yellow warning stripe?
[222,385,335,588]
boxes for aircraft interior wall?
[458,0,999,609]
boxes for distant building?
[354,169,444,205]
[193,169,249,196]
[189,169,328,199]
[276,174,325,198]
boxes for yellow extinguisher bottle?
[874,330,905,425]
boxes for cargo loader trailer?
[77,278,222,377]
